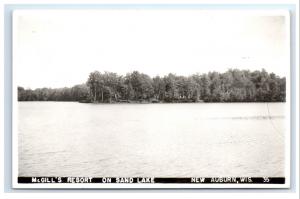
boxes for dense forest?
[18,69,286,103]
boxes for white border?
[11,8,292,189]
[12,8,18,191]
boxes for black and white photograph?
[13,9,290,188]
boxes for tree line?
[18,84,89,102]
[18,68,286,103]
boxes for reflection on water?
[18,102,286,177]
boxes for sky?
[14,10,289,89]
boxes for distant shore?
[18,69,286,103]
[78,99,205,104]
[17,100,285,104]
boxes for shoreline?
[17,101,286,104]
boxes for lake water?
[18,102,286,177]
